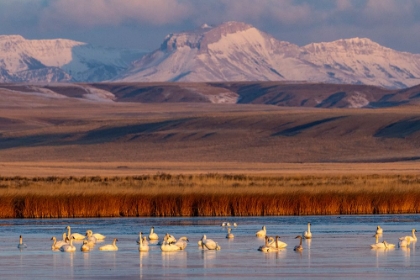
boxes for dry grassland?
[2,87,420,217]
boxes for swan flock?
[15,223,415,255]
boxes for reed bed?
[0,173,420,218]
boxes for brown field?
[1,82,420,217]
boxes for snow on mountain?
[300,38,420,88]
[0,35,145,83]
[116,22,420,89]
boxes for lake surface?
[0,215,419,279]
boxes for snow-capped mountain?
[116,22,420,89]
[0,35,145,83]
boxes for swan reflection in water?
[374,247,388,268]
[139,251,149,279]
[161,250,187,272]
[305,238,311,266]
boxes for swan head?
[65,226,70,230]
[83,240,88,244]
[413,229,417,232]
[262,226,266,230]
[51,236,56,241]
[377,225,381,229]
[295,235,303,239]
[201,235,207,241]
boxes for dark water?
[0,215,419,279]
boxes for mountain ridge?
[116,21,420,89]
[1,21,420,88]
[0,35,145,83]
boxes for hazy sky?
[1,0,420,53]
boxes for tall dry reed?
[0,174,419,218]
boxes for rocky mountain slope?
[0,35,145,83]
[116,22,420,89]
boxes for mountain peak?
[200,23,212,29]
[160,21,256,52]
[0,34,25,42]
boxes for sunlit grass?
[0,173,419,218]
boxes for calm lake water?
[0,215,419,279]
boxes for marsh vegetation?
[1,173,419,218]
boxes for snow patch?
[82,87,115,102]
[346,92,369,108]
[205,92,239,104]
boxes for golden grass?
[0,173,420,218]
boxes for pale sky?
[1,0,419,53]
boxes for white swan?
[60,236,76,252]
[399,236,411,248]
[160,234,181,252]
[399,229,417,242]
[221,222,227,227]
[85,230,97,244]
[382,240,395,249]
[226,228,234,239]
[174,237,189,250]
[376,225,383,234]
[233,223,237,227]
[138,232,149,252]
[259,236,280,252]
[92,232,106,240]
[149,227,159,240]
[99,238,118,251]
[61,232,68,243]
[65,226,85,240]
[256,226,267,237]
[294,235,303,251]
[51,236,67,250]
[370,233,386,249]
[304,222,312,239]
[17,235,27,249]
[81,240,90,252]
[268,236,287,248]
[158,233,176,245]
[136,232,144,244]
[165,233,176,243]
[200,235,221,250]
[258,236,270,251]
